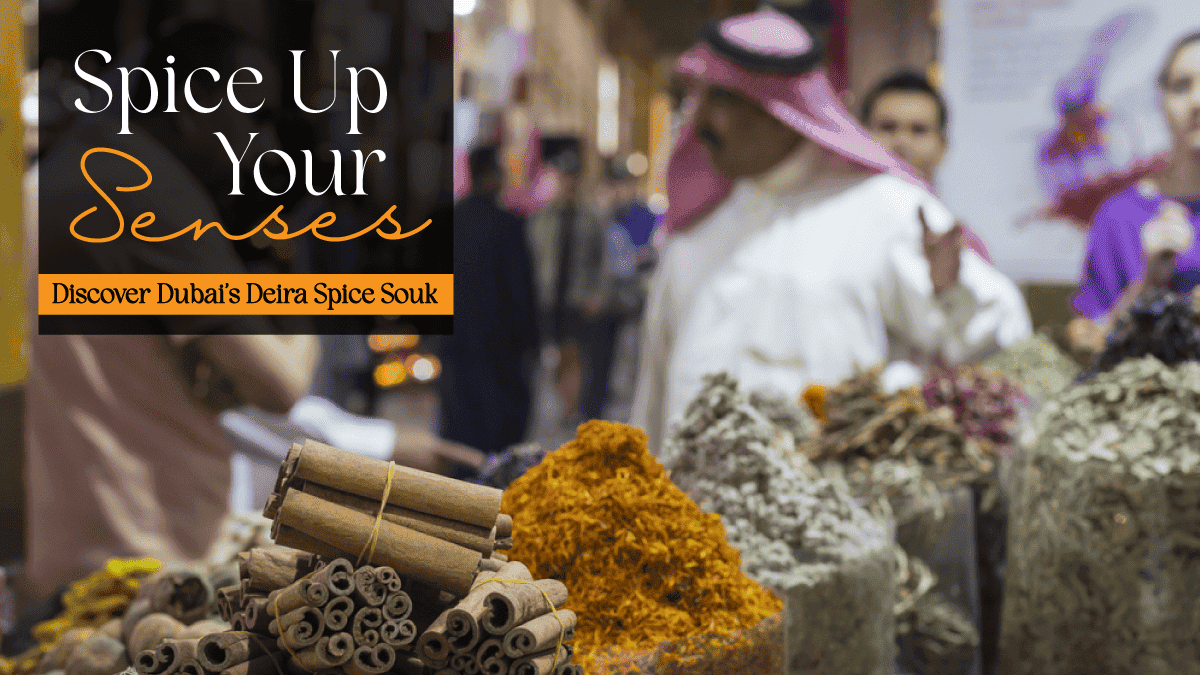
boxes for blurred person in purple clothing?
[1068,31,1200,355]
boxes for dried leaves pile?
[663,374,895,675]
[1000,356,1200,675]
[981,333,1079,405]
[801,368,995,487]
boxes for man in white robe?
[630,8,1032,452]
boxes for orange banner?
[38,274,454,315]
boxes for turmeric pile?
[0,558,162,675]
[501,421,783,673]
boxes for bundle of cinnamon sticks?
[263,440,513,597]
[416,562,582,675]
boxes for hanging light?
[453,0,478,17]
[374,360,407,388]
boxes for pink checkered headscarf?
[666,9,992,261]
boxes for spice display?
[1078,290,1200,382]
[893,550,978,675]
[501,421,784,675]
[416,561,583,674]
[800,368,993,557]
[263,439,510,597]
[746,389,819,443]
[663,373,895,675]
[1000,356,1200,674]
[921,364,1021,449]
[802,368,994,486]
[980,332,1079,405]
[0,559,162,675]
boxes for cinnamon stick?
[289,633,355,671]
[229,614,248,633]
[265,579,328,617]
[477,559,503,574]
[128,614,187,659]
[494,515,512,540]
[415,612,452,664]
[218,653,286,675]
[433,670,456,675]
[176,658,207,675]
[197,632,277,672]
[495,539,513,551]
[475,638,504,673]
[351,607,383,647]
[480,581,567,636]
[491,553,508,563]
[241,550,323,593]
[502,611,576,659]
[276,489,482,596]
[462,657,481,675]
[352,567,386,607]
[268,607,324,650]
[141,571,214,626]
[271,525,343,559]
[380,620,416,648]
[381,592,411,622]
[287,440,503,529]
[373,567,401,593]
[241,599,272,635]
[300,483,498,555]
[343,645,395,675]
[322,596,355,633]
[510,646,571,675]
[215,587,244,624]
[136,639,201,675]
[553,666,581,675]
[450,654,474,673]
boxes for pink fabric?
[664,17,995,263]
[501,127,561,216]
[454,148,471,199]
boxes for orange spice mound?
[501,421,783,673]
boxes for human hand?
[392,423,487,476]
[919,206,963,295]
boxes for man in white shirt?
[630,8,1032,452]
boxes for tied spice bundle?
[1000,356,1200,675]
[502,421,784,675]
[161,550,424,675]
[263,439,513,597]
[663,374,896,675]
[416,561,584,675]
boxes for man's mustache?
[697,127,723,149]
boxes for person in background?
[861,70,993,262]
[630,8,1032,453]
[526,139,613,423]
[435,146,541,454]
[1067,31,1200,357]
[603,159,660,252]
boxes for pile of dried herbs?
[980,333,1079,405]
[893,550,978,675]
[663,374,896,675]
[922,364,1021,449]
[800,368,994,555]
[1078,290,1200,383]
[1000,356,1200,675]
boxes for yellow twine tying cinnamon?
[269,569,321,673]
[357,461,396,567]
[471,578,568,670]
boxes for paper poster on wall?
[938,0,1199,282]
